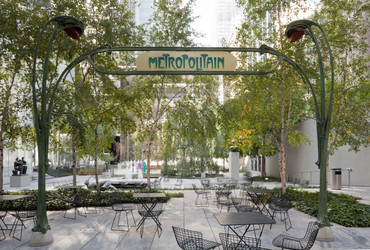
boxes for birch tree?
[233,0,309,192]
[132,0,199,189]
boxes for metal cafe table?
[246,188,279,218]
[214,212,275,249]
[133,192,166,237]
[0,195,32,240]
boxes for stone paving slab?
[1,176,369,249]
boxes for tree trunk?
[261,155,266,178]
[279,145,287,193]
[280,144,286,193]
[326,47,348,189]
[71,132,77,186]
[94,127,100,193]
[0,130,4,192]
[146,139,153,190]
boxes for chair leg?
[270,210,277,229]
[0,215,8,240]
[129,210,136,227]
[157,223,162,238]
[86,206,98,214]
[139,216,161,238]
[63,207,77,220]
[111,210,136,231]
[0,227,5,241]
[64,208,76,219]
[9,217,24,241]
[270,210,292,231]
[283,211,292,231]
[140,219,145,238]
[111,211,121,231]
[0,215,8,230]
[195,193,200,206]
[77,207,87,217]
[195,193,209,207]
[203,193,209,206]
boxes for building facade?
[260,119,370,187]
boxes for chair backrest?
[223,184,235,192]
[215,184,233,197]
[302,221,320,249]
[172,226,204,250]
[109,192,122,205]
[156,176,162,183]
[200,179,210,188]
[192,184,206,195]
[137,202,164,217]
[231,196,255,213]
[246,176,253,185]
[175,175,183,186]
[270,193,291,209]
[17,210,37,219]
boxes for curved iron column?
[30,16,83,245]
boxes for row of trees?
[0,0,368,193]
[219,0,369,192]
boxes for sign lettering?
[136,51,237,72]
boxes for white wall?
[266,119,370,187]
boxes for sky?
[190,0,318,46]
[191,0,218,46]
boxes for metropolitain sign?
[136,51,237,72]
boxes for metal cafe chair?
[151,176,163,189]
[0,211,7,240]
[109,192,136,231]
[111,203,136,231]
[272,221,320,250]
[172,226,221,250]
[201,178,211,189]
[192,184,210,207]
[269,193,292,231]
[137,202,164,238]
[219,232,261,250]
[8,197,37,241]
[231,196,256,213]
[215,184,234,212]
[175,175,183,187]
[9,210,37,241]
[63,191,87,219]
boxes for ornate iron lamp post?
[30,16,83,246]
[285,19,335,240]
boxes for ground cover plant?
[0,189,181,211]
[286,186,369,227]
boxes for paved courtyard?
[1,175,369,249]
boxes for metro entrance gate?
[31,16,334,246]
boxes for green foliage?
[77,168,104,175]
[286,187,370,227]
[161,76,221,175]
[252,176,281,182]
[220,1,310,180]
[47,168,80,177]
[0,189,173,211]
[147,0,198,47]
[311,0,370,154]
[129,0,201,189]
